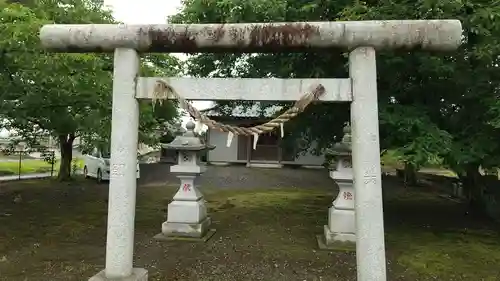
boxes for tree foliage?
[172,0,500,209]
[0,0,181,180]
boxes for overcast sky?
[103,0,182,24]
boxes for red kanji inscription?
[343,191,353,200]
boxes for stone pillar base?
[154,217,216,242]
[162,216,212,237]
[327,206,355,234]
[317,225,356,252]
[324,225,355,243]
[89,268,147,281]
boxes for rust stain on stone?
[229,26,246,47]
[211,24,226,42]
[144,23,320,52]
[197,25,226,43]
[248,23,320,49]
[147,26,198,52]
[146,25,228,52]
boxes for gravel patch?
[139,163,333,189]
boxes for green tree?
[0,0,181,180]
[171,0,500,211]
[339,0,500,209]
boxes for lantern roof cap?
[162,120,215,151]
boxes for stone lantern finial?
[341,123,351,145]
[186,120,196,131]
[330,123,352,156]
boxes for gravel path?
[139,163,333,189]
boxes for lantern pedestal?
[160,175,213,239]
[318,124,356,251]
[154,121,216,242]
[154,170,216,242]
[322,171,356,249]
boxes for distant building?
[203,103,326,168]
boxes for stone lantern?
[318,123,356,250]
[154,121,216,241]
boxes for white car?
[83,148,140,183]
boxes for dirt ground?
[0,165,500,281]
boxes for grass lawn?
[0,159,55,176]
[381,150,458,178]
[0,158,84,177]
[0,177,499,280]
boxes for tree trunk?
[403,162,418,187]
[58,134,75,181]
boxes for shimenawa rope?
[152,79,325,149]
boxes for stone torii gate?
[39,20,462,281]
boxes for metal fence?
[0,150,56,181]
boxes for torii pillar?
[39,20,462,281]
